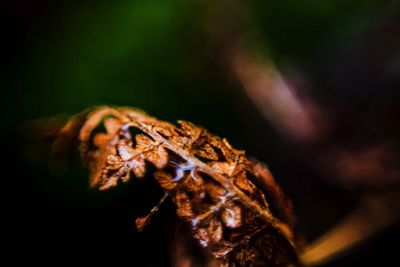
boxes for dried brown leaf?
[54,106,300,267]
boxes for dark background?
[2,0,399,266]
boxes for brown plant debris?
[53,106,300,266]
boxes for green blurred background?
[2,0,399,266]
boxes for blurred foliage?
[251,0,388,60]
[7,0,389,122]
